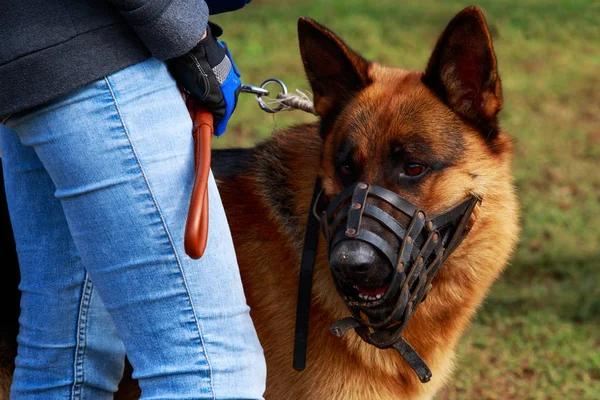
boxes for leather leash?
[183,95,213,259]
[181,78,296,260]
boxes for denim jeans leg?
[0,125,126,399]
[4,58,266,399]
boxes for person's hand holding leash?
[167,22,241,136]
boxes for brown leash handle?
[184,96,213,259]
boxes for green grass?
[213,1,600,398]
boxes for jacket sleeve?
[109,0,209,60]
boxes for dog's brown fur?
[0,6,519,400]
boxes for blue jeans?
[1,58,266,399]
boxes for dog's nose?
[330,240,382,277]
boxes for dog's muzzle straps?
[293,179,480,383]
[292,179,323,371]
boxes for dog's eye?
[339,163,353,176]
[404,163,427,177]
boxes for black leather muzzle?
[314,182,480,381]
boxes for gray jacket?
[0,0,249,118]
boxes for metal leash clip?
[240,78,288,113]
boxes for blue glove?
[214,44,241,136]
[167,22,241,136]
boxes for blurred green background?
[213,1,599,398]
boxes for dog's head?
[298,7,512,320]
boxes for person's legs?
[0,125,125,399]
[5,58,266,399]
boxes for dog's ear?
[298,17,371,119]
[423,6,502,136]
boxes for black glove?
[167,22,241,136]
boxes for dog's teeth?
[357,292,382,302]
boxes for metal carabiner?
[240,78,288,114]
[240,84,270,97]
[256,78,288,113]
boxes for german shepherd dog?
[214,6,518,399]
[0,6,519,399]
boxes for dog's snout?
[330,241,377,273]
[329,240,391,285]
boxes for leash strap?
[184,96,213,259]
[293,179,322,371]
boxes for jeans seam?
[103,76,216,399]
[71,273,93,400]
